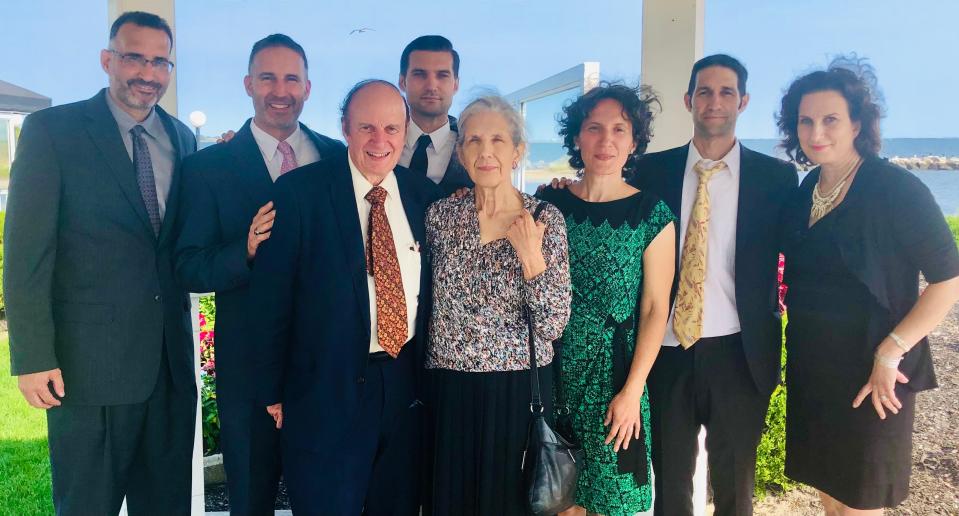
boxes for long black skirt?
[427,366,553,516]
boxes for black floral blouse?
[425,191,572,372]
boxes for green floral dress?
[537,186,675,516]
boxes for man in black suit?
[174,34,343,515]
[398,35,473,195]
[630,55,797,516]
[249,79,441,515]
[3,12,197,515]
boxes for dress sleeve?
[524,202,572,343]
[646,199,677,247]
[889,172,959,283]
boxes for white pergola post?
[641,0,704,152]
[642,1,710,513]
[107,4,199,515]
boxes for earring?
[512,160,518,169]
[573,144,579,151]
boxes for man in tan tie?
[248,79,442,515]
[630,54,798,516]
[174,34,343,514]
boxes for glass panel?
[520,88,581,194]
[0,118,10,187]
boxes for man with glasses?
[4,11,197,515]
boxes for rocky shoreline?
[890,156,959,170]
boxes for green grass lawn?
[0,333,54,515]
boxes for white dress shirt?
[398,119,456,184]
[250,120,321,182]
[662,140,742,347]
[348,155,421,353]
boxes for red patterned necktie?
[365,186,409,357]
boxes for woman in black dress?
[777,56,959,514]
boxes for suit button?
[356,376,365,384]
[154,295,161,302]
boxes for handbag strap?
[527,201,548,414]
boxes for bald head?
[341,80,409,184]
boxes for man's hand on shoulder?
[18,368,65,409]
[450,187,471,199]
[217,130,237,144]
[536,177,576,193]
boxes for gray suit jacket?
[3,88,197,405]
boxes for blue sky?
[2,0,955,140]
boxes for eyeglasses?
[108,49,175,73]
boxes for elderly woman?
[777,57,959,514]
[537,83,675,516]
[425,95,572,515]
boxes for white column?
[107,0,178,117]
[641,0,704,152]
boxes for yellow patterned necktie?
[673,159,727,348]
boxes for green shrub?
[198,295,219,455]
[945,215,959,248]
[755,314,796,496]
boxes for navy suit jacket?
[248,152,442,450]
[173,119,344,398]
[630,143,798,396]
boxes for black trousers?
[46,345,197,516]
[283,346,421,516]
[217,387,282,515]
[647,333,771,516]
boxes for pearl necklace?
[810,157,862,224]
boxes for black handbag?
[521,202,583,516]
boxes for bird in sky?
[349,28,374,35]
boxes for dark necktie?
[130,125,161,236]
[365,186,408,357]
[408,134,432,176]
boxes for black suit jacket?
[248,153,442,451]
[436,115,473,196]
[173,119,344,398]
[630,143,798,396]
[3,89,197,405]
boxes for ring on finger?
[879,395,889,401]
[253,228,262,236]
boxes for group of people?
[5,10,959,516]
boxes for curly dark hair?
[777,55,885,166]
[557,82,659,178]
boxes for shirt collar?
[405,118,453,151]
[250,119,305,160]
[105,88,162,139]
[348,152,400,202]
[686,139,741,178]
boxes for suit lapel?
[229,121,274,207]
[328,156,372,337]
[83,89,155,238]
[395,167,426,246]
[156,106,188,245]
[735,146,763,298]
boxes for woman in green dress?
[538,83,676,516]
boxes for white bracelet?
[874,352,902,369]
[889,332,910,354]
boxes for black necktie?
[130,125,161,236]
[408,134,432,176]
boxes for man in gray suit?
[4,11,197,515]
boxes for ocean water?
[524,139,959,213]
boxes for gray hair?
[456,95,527,149]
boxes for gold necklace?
[810,157,862,224]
